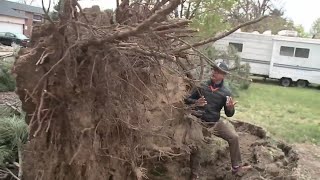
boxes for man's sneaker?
[232,165,252,175]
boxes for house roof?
[0,5,26,19]
[0,0,44,19]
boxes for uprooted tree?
[12,0,299,179]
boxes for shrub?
[0,115,28,166]
[0,58,16,92]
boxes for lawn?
[233,82,320,145]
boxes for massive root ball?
[14,1,197,179]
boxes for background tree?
[18,0,35,5]
[229,0,274,23]
[310,18,320,38]
[294,24,309,38]
[72,0,303,37]
[244,8,294,33]
[229,1,295,34]
[188,0,237,37]
[177,0,294,36]
[50,0,63,21]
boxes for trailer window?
[280,46,294,56]
[229,42,243,52]
[295,48,310,58]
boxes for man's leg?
[190,147,200,179]
[213,120,242,167]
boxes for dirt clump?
[187,120,299,180]
[293,143,320,179]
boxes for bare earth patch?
[0,92,20,116]
[293,143,320,180]
[184,120,299,180]
[0,92,18,105]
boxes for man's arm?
[185,88,201,104]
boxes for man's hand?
[195,96,207,107]
[226,96,237,109]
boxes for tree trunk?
[185,2,191,19]
[116,0,120,7]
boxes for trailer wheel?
[297,80,308,88]
[280,78,291,87]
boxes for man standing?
[185,62,251,177]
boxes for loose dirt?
[185,120,299,180]
[293,143,320,180]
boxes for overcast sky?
[23,0,320,31]
[280,0,320,31]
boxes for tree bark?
[185,1,191,19]
[189,0,201,20]
[179,0,185,18]
[116,0,120,8]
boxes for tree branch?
[189,0,201,20]
[17,145,23,179]
[119,46,176,62]
[41,0,54,25]
[151,0,170,13]
[185,1,192,19]
[168,35,215,66]
[4,168,20,180]
[156,28,198,35]
[116,0,120,8]
[28,0,35,5]
[153,19,191,31]
[179,0,185,18]
[5,102,21,115]
[199,56,204,81]
[174,15,268,52]
[89,0,181,45]
[176,57,193,79]
[169,35,252,81]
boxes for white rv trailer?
[213,31,320,87]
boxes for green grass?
[234,83,320,145]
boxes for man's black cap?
[212,61,230,74]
